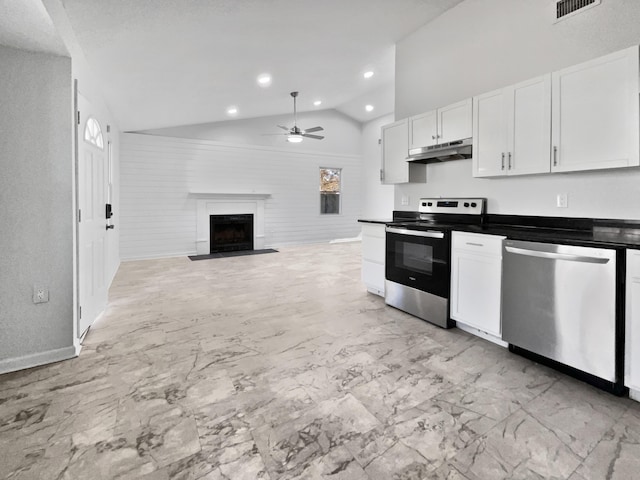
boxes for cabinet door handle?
[508,152,512,170]
[466,242,484,247]
[501,153,505,170]
[553,146,558,166]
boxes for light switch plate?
[556,193,568,208]
[401,195,410,206]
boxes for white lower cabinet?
[450,232,505,338]
[361,223,386,297]
[626,249,640,401]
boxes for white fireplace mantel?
[193,192,271,255]
[189,191,271,199]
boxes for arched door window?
[84,117,104,149]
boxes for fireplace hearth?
[210,214,254,253]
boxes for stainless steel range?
[385,198,486,328]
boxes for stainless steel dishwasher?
[502,239,621,391]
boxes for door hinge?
[77,111,81,125]
[79,305,82,319]
[78,209,81,223]
[380,169,384,181]
[378,138,382,145]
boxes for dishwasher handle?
[505,246,610,264]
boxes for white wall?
[361,114,395,219]
[394,0,640,219]
[43,0,121,285]
[120,134,363,260]
[0,45,75,371]
[141,109,363,156]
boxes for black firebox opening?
[210,214,254,253]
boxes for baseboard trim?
[0,346,77,375]
[630,388,640,402]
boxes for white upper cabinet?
[409,98,472,149]
[381,119,409,184]
[438,98,473,144]
[473,74,551,177]
[473,88,509,177]
[381,119,426,184]
[409,110,438,149]
[551,45,640,172]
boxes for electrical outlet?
[33,285,49,304]
[556,193,568,208]
[401,195,410,206]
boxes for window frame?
[319,167,342,215]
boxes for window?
[320,168,341,214]
[84,117,104,149]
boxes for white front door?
[77,94,108,337]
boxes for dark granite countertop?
[357,218,393,225]
[450,223,640,249]
[382,211,640,249]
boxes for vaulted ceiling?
[3,0,466,131]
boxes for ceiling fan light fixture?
[287,133,303,143]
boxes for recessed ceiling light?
[227,106,238,115]
[365,104,374,112]
[363,71,374,79]
[257,73,272,87]
[313,100,322,107]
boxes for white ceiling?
[24,0,465,131]
[0,0,67,55]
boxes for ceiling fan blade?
[261,133,287,136]
[276,125,290,131]
[302,126,323,133]
[302,134,324,140]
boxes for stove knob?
[427,202,433,206]
[421,202,427,207]
[464,202,470,207]
[470,202,477,208]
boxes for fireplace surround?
[191,192,270,256]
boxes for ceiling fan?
[268,91,324,143]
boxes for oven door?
[385,226,450,298]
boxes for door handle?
[106,224,115,230]
[386,227,445,239]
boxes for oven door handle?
[385,227,445,239]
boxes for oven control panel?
[418,198,486,215]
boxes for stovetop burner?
[390,198,487,230]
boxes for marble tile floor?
[1,242,640,479]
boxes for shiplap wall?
[120,134,363,259]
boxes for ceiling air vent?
[555,0,601,22]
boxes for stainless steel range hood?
[407,137,472,163]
